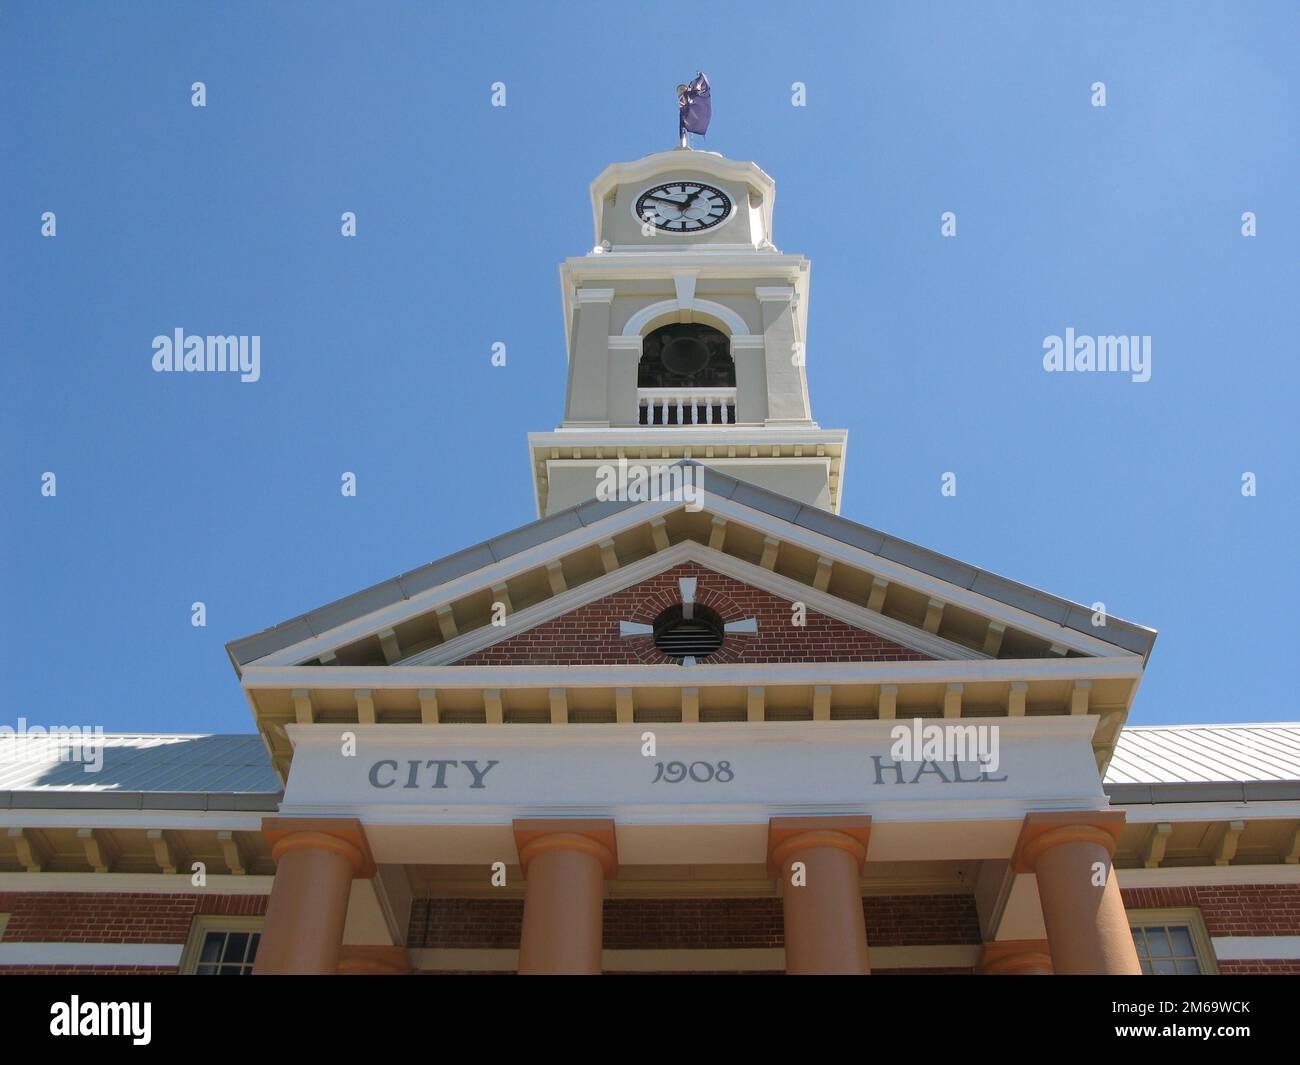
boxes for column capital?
[262,817,375,878]
[513,818,618,879]
[978,940,1054,975]
[1012,810,1125,874]
[767,815,872,877]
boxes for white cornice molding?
[575,287,616,304]
[0,810,268,831]
[243,656,1142,693]
[285,715,1101,745]
[1117,864,1300,888]
[1116,800,1300,824]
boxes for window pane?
[223,932,249,963]
[248,933,260,964]
[1147,928,1172,957]
[1151,958,1177,975]
[1131,930,1149,959]
[1175,958,1201,975]
[196,963,217,976]
[199,933,224,964]
[1169,927,1195,956]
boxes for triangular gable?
[448,560,932,667]
[228,467,1155,674]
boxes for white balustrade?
[638,388,737,426]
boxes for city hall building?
[3,149,1299,976]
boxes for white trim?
[622,297,750,338]
[397,540,980,666]
[246,655,1141,695]
[0,811,268,832]
[244,497,678,667]
[1210,936,1300,961]
[1117,864,1300,888]
[0,873,273,893]
[244,485,1139,670]
[704,495,1141,659]
[0,942,184,967]
[1116,801,1300,825]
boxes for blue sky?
[2,1,1296,733]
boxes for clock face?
[634,181,734,233]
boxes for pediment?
[227,471,1154,675]
[420,551,939,667]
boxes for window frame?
[180,915,265,975]
[1129,907,1219,975]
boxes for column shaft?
[769,817,872,975]
[1014,813,1141,976]
[254,819,373,976]
[514,820,617,975]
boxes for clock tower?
[528,149,849,516]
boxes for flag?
[678,72,711,137]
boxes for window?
[1130,909,1218,975]
[638,323,735,390]
[181,917,264,975]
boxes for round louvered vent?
[652,604,724,659]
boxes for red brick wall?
[1122,884,1300,938]
[1123,882,1300,974]
[455,562,930,666]
[1218,960,1300,974]
[0,892,267,974]
[409,894,979,952]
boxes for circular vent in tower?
[652,603,725,659]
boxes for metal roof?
[0,733,281,795]
[1104,724,1300,786]
[225,463,1158,670]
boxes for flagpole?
[676,82,689,149]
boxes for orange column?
[514,819,617,975]
[768,816,872,975]
[978,940,1054,975]
[254,818,375,975]
[1013,811,1141,975]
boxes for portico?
[248,717,1143,974]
